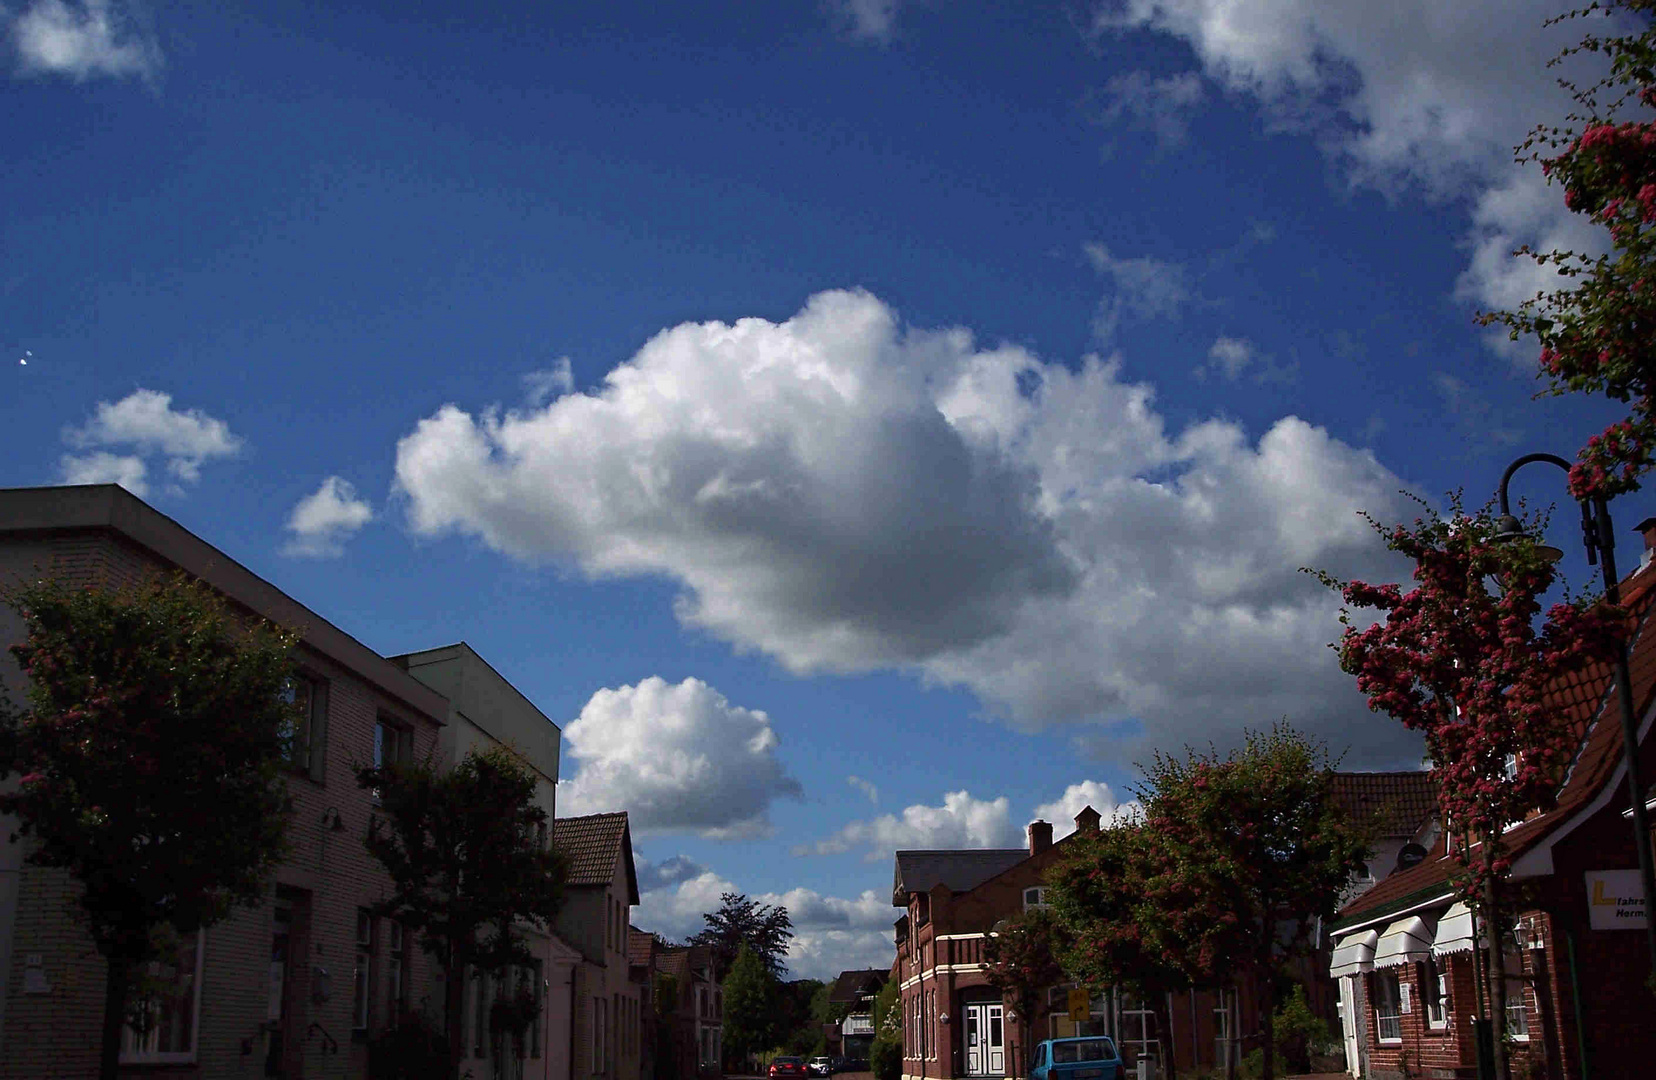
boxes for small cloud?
[65,388,240,487]
[847,775,878,804]
[824,0,903,43]
[10,0,163,83]
[1086,70,1206,149]
[1084,242,1190,343]
[282,476,375,558]
[523,359,575,407]
[634,853,708,894]
[59,450,146,495]
[1197,335,1298,386]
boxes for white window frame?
[1423,959,1447,1030]
[1504,940,1530,1041]
[1374,971,1403,1043]
[1023,886,1050,912]
[353,910,373,1031]
[119,929,206,1064]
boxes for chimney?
[1638,518,1656,571]
[1074,805,1102,834]
[1028,820,1053,855]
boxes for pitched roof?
[828,968,887,1004]
[1335,563,1656,928]
[892,849,1026,905]
[1330,771,1436,841]
[629,928,657,968]
[554,812,640,903]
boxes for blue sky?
[0,0,1641,978]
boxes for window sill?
[1378,1038,1403,1046]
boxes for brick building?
[825,968,886,1063]
[0,484,452,1078]
[1327,524,1656,1080]
[892,807,1261,1080]
[555,812,644,1080]
[646,939,721,1080]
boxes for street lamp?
[1495,451,1656,988]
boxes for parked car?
[809,1057,833,1076]
[1029,1038,1124,1080]
[771,1057,810,1079]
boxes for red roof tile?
[1330,771,1436,841]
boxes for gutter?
[1327,888,1456,937]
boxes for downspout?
[570,967,579,1080]
[1564,925,1591,1080]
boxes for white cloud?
[797,790,1020,860]
[1088,0,1623,348]
[1088,70,1207,147]
[396,290,1420,764]
[523,359,575,407]
[1084,243,1190,341]
[65,389,241,487]
[1032,781,1141,839]
[848,775,879,803]
[826,0,904,43]
[9,0,162,82]
[559,677,803,839]
[631,865,895,978]
[1203,336,1255,381]
[59,450,146,495]
[282,476,375,558]
[635,853,710,894]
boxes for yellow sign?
[1067,988,1090,1022]
[1585,870,1647,930]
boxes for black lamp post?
[1494,451,1656,988]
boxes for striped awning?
[1329,928,1379,977]
[1374,915,1436,969]
[1433,902,1482,956]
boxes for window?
[1503,937,1529,1040]
[1374,972,1403,1042]
[120,930,203,1063]
[354,910,373,1031]
[1422,959,1447,1029]
[1117,991,1157,1061]
[594,995,607,1073]
[387,921,406,1020]
[1023,887,1050,912]
[374,718,412,770]
[279,674,329,778]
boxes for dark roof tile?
[892,849,1026,905]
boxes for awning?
[1374,915,1437,968]
[1329,929,1378,977]
[1432,902,1484,956]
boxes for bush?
[367,1008,451,1080]
[1273,984,1337,1073]
[870,1037,902,1080]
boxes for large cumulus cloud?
[397,289,1418,762]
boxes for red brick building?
[892,808,1262,1080]
[0,484,452,1078]
[1328,528,1656,1080]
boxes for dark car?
[1029,1037,1124,1080]
[770,1057,810,1080]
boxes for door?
[1338,976,1361,1078]
[965,1004,1005,1076]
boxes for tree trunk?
[1225,987,1238,1080]
[1152,991,1178,1080]
[99,953,130,1080]
[447,941,469,1080]
[1258,958,1277,1080]
[1483,877,1510,1080]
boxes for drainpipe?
[1563,926,1591,1080]
[569,967,579,1080]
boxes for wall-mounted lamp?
[311,965,331,1004]
[939,1013,950,1024]
[320,807,344,832]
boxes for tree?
[1479,0,1656,499]
[869,976,902,1080]
[0,573,297,1080]
[1322,501,1623,1079]
[356,743,566,1080]
[984,908,1071,1074]
[1096,727,1370,1080]
[691,891,795,979]
[722,943,778,1068]
[1047,821,1192,1080]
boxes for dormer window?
[1023,887,1050,912]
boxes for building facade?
[556,812,644,1080]
[648,940,721,1080]
[0,484,451,1078]
[893,808,1259,1080]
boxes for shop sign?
[1585,869,1648,930]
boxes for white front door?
[1339,976,1361,1078]
[965,1003,1005,1076]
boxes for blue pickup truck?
[1028,1037,1125,1080]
